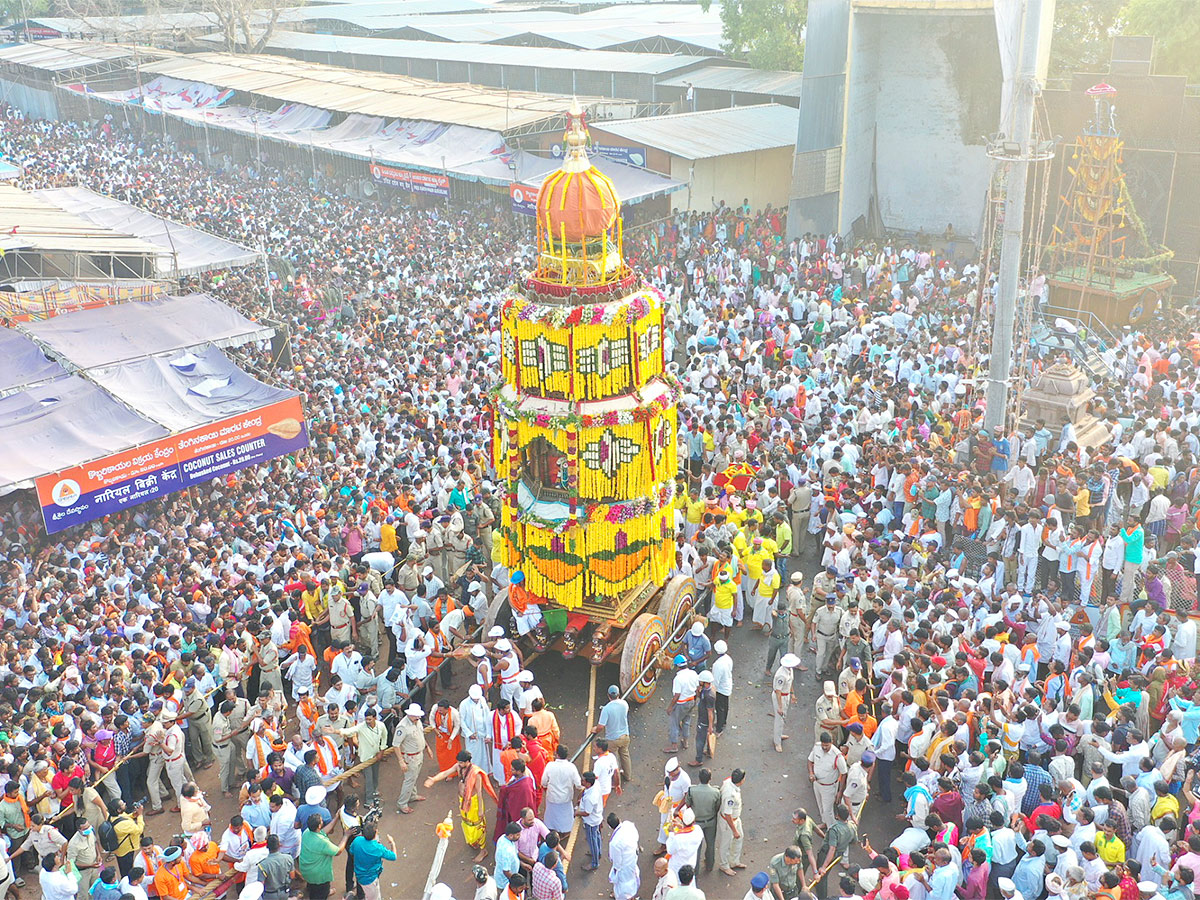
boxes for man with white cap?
[656,758,691,855]
[470,644,494,699]
[683,621,711,671]
[466,581,489,620]
[770,654,800,753]
[665,807,704,882]
[393,703,433,815]
[785,571,809,665]
[458,685,491,775]
[997,875,1024,900]
[815,679,843,745]
[494,639,522,706]
[515,670,541,718]
[711,640,733,735]
[664,657,699,755]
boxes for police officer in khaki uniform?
[212,702,236,797]
[223,686,252,781]
[716,768,745,875]
[811,594,845,677]
[788,478,813,556]
[181,678,214,769]
[786,572,809,660]
[807,732,847,826]
[256,630,284,696]
[815,680,843,745]
[393,703,433,814]
[684,768,721,873]
[771,654,800,753]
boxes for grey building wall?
[850,11,999,239]
[789,2,1001,241]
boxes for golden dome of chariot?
[536,100,620,245]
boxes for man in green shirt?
[791,808,819,884]
[817,802,858,893]
[767,846,803,900]
[684,768,721,873]
[298,813,347,898]
[340,707,389,801]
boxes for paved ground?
[44,547,897,900]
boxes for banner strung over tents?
[369,163,450,198]
[36,396,307,533]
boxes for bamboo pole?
[805,854,842,892]
[562,664,597,873]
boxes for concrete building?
[588,104,799,212]
[788,0,1003,241]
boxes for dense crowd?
[0,101,1198,900]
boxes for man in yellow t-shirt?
[711,569,737,638]
[754,558,782,631]
[380,517,399,553]
[684,492,705,541]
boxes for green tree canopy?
[699,0,806,72]
[1121,0,1200,81]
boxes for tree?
[1047,0,1124,80]
[206,0,287,54]
[0,0,50,28]
[699,0,806,72]
[57,0,291,52]
[1121,0,1200,81]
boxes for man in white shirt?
[666,660,700,755]
[711,640,734,735]
[592,740,621,803]
[38,855,78,900]
[871,712,899,804]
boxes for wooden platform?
[556,580,658,629]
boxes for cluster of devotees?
[1,103,1199,900]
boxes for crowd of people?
[0,99,1197,900]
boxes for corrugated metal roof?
[590,103,800,159]
[251,30,711,75]
[658,65,803,97]
[281,6,555,30]
[0,183,164,255]
[0,38,164,73]
[138,52,597,132]
[287,3,724,51]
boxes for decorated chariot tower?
[492,103,684,685]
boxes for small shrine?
[1021,357,1111,448]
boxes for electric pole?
[983,0,1049,433]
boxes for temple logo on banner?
[50,479,80,507]
[510,184,537,217]
[369,163,450,197]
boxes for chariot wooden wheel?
[657,575,697,652]
[620,613,667,703]
[483,588,512,637]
